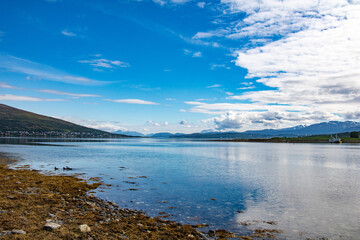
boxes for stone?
[11,230,26,235]
[79,224,91,233]
[43,222,61,231]
[0,231,11,237]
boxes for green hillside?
[0,104,125,137]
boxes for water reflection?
[0,138,359,239]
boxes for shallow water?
[1,138,359,239]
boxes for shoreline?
[0,162,206,239]
[0,154,282,239]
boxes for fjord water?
[1,138,359,239]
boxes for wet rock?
[208,230,215,237]
[79,224,91,233]
[43,222,61,231]
[11,230,26,235]
[0,231,11,237]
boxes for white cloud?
[206,84,222,88]
[237,86,255,90]
[185,101,308,115]
[192,51,202,57]
[146,120,161,126]
[166,98,176,101]
[153,0,191,5]
[185,0,360,128]
[197,2,205,8]
[228,4,360,117]
[0,53,105,85]
[0,94,63,102]
[38,89,101,98]
[60,117,127,132]
[210,64,230,70]
[79,58,130,69]
[61,29,76,37]
[0,82,22,89]
[184,49,203,57]
[213,111,343,130]
[105,99,159,105]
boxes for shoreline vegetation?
[0,154,283,240]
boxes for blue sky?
[1,0,359,133]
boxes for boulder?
[11,230,26,235]
[79,224,91,233]
[43,222,61,231]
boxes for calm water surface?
[1,138,359,239]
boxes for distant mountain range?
[115,121,360,139]
[0,104,127,138]
[112,130,145,137]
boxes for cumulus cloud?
[105,99,159,105]
[213,111,343,130]
[192,51,202,57]
[60,117,127,132]
[186,0,360,128]
[146,120,161,126]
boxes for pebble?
[43,222,61,231]
[0,231,11,237]
[79,224,91,233]
[11,230,26,235]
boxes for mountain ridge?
[147,121,360,139]
[0,104,127,137]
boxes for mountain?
[244,121,360,137]
[0,104,127,137]
[112,130,144,137]
[149,132,185,138]
[169,121,360,139]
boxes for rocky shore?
[0,161,210,239]
[0,154,284,240]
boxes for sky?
[0,0,360,134]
